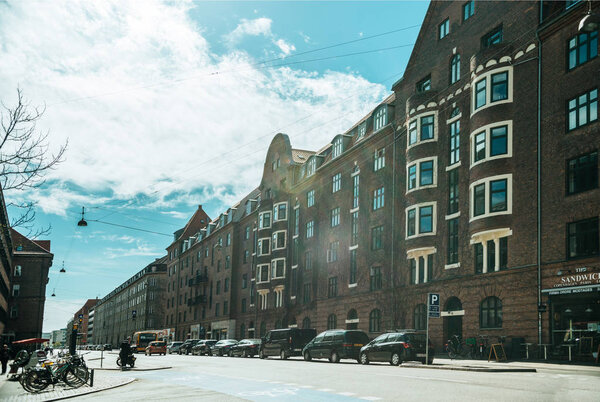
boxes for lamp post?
[578,0,600,33]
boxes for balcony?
[188,274,208,286]
[187,295,207,306]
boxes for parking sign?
[428,293,440,318]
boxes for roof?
[167,205,210,248]
[10,228,52,254]
[291,149,315,163]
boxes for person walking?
[0,344,11,375]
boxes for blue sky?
[0,0,428,332]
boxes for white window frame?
[470,228,512,273]
[331,207,340,227]
[406,247,437,284]
[469,174,513,222]
[271,258,286,279]
[326,241,339,263]
[332,172,341,193]
[373,106,388,132]
[407,111,438,149]
[272,230,287,250]
[307,157,316,176]
[405,202,437,239]
[257,264,270,284]
[374,148,386,171]
[258,211,272,230]
[307,189,315,208]
[12,284,20,297]
[358,121,367,139]
[406,156,438,193]
[471,66,513,116]
[257,237,271,256]
[470,121,513,168]
[273,202,288,222]
[306,220,314,239]
[14,265,22,277]
[332,137,343,159]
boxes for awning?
[542,284,600,295]
[12,338,50,345]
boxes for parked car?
[167,341,184,354]
[359,331,434,365]
[302,330,370,363]
[211,339,238,356]
[145,341,167,356]
[103,344,112,351]
[179,339,201,355]
[229,339,261,357]
[95,345,103,350]
[259,328,317,359]
[191,340,217,356]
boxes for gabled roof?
[291,149,315,164]
[10,228,52,255]
[167,205,210,249]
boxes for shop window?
[568,217,599,259]
[450,54,460,84]
[567,88,598,131]
[414,304,427,330]
[567,151,598,194]
[480,297,502,329]
[568,31,598,71]
[369,309,381,332]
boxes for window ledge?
[446,161,461,171]
[470,154,510,169]
[349,244,358,251]
[290,296,296,300]
[293,234,299,239]
[350,207,359,213]
[445,263,460,270]
[407,137,437,151]
[406,232,436,240]
[445,212,461,220]
[406,184,437,194]
[348,283,358,288]
[469,210,511,222]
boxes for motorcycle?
[116,353,136,368]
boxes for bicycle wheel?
[22,370,50,392]
[63,366,88,387]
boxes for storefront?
[542,265,600,360]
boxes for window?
[369,309,381,332]
[349,249,357,285]
[374,148,385,171]
[332,137,343,159]
[307,157,317,176]
[473,183,485,216]
[408,165,417,190]
[352,174,360,208]
[328,277,338,298]
[327,314,337,330]
[330,207,340,227]
[224,278,230,292]
[257,264,270,283]
[306,221,314,239]
[489,179,507,212]
[332,173,341,193]
[407,209,416,237]
[490,126,507,156]
[226,233,231,246]
[223,301,229,315]
[470,175,512,220]
[271,258,285,279]
[567,151,598,194]
[215,303,220,316]
[448,218,459,264]
[472,123,511,165]
[406,203,436,238]
[274,288,283,308]
[370,266,382,291]
[567,88,598,131]
[480,297,502,329]
[258,238,270,256]
[12,284,20,297]
[14,265,21,277]
[327,241,339,263]
[491,72,508,102]
[568,31,598,70]
[371,225,384,250]
[242,274,248,289]
[420,160,433,186]
[416,75,431,93]
[245,226,250,240]
[307,189,315,207]
[421,115,434,140]
[475,78,486,110]
[420,206,433,233]
[273,202,287,221]
[225,255,231,269]
[258,211,271,229]
[450,54,461,84]
[439,18,449,39]
[272,231,286,250]
[374,107,387,131]
[10,305,17,319]
[305,251,312,270]
[414,304,427,330]
[351,211,359,245]
[303,283,311,304]
[463,0,474,21]
[474,243,484,273]
[260,322,267,336]
[568,218,599,259]
[373,187,385,210]
[448,169,459,215]
[216,280,221,295]
[409,120,417,145]
[481,25,502,49]
[244,250,249,264]
[294,207,300,236]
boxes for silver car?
[167,341,184,354]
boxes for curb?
[403,364,537,373]
[94,366,172,371]
[44,378,136,401]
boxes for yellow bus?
[132,330,163,352]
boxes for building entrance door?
[444,297,463,340]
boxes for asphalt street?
[76,351,600,401]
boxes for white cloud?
[0,1,388,217]
[43,298,87,332]
[104,240,159,259]
[226,17,273,43]
[274,39,296,55]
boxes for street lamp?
[77,207,88,227]
[579,0,600,33]
[60,261,66,273]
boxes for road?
[79,351,599,401]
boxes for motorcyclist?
[119,339,132,370]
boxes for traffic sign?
[78,314,83,318]
[427,293,440,318]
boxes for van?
[259,328,317,359]
[302,330,370,363]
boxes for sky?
[0,0,428,332]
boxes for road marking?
[379,373,469,384]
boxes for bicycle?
[446,335,473,359]
[474,335,490,359]
[20,354,89,393]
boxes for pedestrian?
[0,344,10,375]
[119,339,131,371]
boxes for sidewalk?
[0,370,135,401]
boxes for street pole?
[426,300,430,366]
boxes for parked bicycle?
[19,354,89,393]
[446,335,473,359]
[474,335,490,359]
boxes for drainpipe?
[535,29,542,346]
[391,122,397,330]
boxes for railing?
[188,274,208,286]
[186,295,207,306]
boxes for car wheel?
[242,350,248,358]
[259,350,266,359]
[228,350,233,357]
[390,352,401,366]
[303,351,312,361]
[218,350,223,357]
[330,351,340,363]
[280,349,288,360]
[359,352,369,365]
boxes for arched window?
[327,314,337,330]
[275,319,282,329]
[240,323,245,339]
[369,309,381,332]
[450,54,461,84]
[414,304,427,330]
[346,309,358,330]
[480,297,502,328]
[302,317,311,329]
[260,321,267,337]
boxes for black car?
[259,328,317,359]
[359,331,434,366]
[211,339,238,356]
[302,330,370,363]
[191,340,217,356]
[178,339,201,355]
[229,339,261,357]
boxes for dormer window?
[332,137,343,159]
[416,75,431,93]
[358,122,366,139]
[373,106,388,132]
[307,157,316,176]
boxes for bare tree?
[1,88,68,238]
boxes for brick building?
[72,299,98,345]
[0,189,12,340]
[93,257,168,346]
